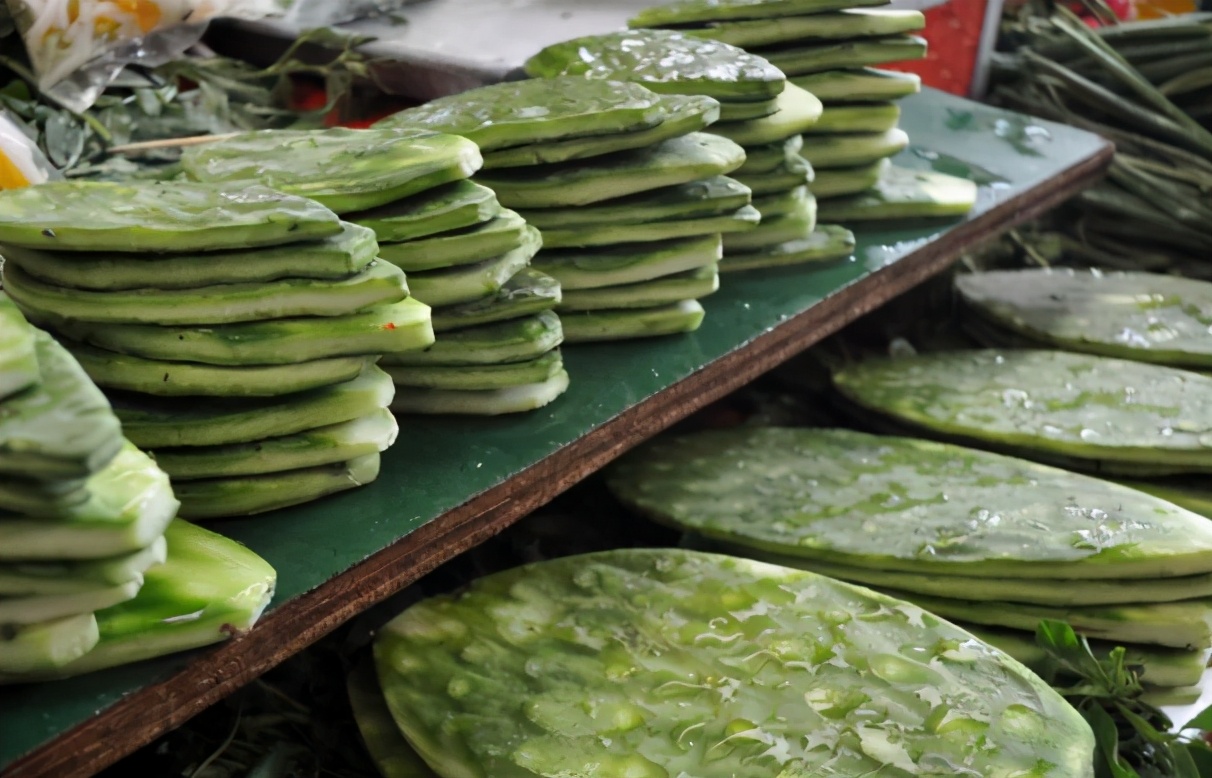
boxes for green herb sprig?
[1035,620,1212,778]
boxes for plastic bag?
[0,109,57,188]
[6,0,280,111]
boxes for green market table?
[0,89,1112,778]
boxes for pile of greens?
[622,0,981,226]
[523,28,852,272]
[0,294,279,683]
[378,77,741,342]
[172,124,571,417]
[0,170,434,518]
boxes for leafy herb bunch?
[0,6,375,178]
[1036,621,1212,778]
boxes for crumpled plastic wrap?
[0,109,58,188]
[6,0,280,111]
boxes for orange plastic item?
[0,113,53,190]
[1135,0,1198,17]
[0,154,33,190]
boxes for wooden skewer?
[107,132,242,154]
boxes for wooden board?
[0,90,1112,778]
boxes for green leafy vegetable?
[0,25,379,178]
[1034,620,1212,777]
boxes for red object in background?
[883,0,1132,96]
[1101,0,1134,17]
[1070,0,1133,21]
[289,78,406,128]
[883,0,993,97]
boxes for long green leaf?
[1181,745,1212,776]
[1086,704,1139,778]
[1023,50,1212,160]
[1183,705,1212,732]
[1169,746,1202,778]
[1161,68,1212,98]
[1051,7,1212,145]
[1108,159,1212,230]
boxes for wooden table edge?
[2,138,1113,778]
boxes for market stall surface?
[0,90,1111,778]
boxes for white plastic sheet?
[0,109,56,188]
[6,0,280,110]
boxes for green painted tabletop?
[0,89,1112,777]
